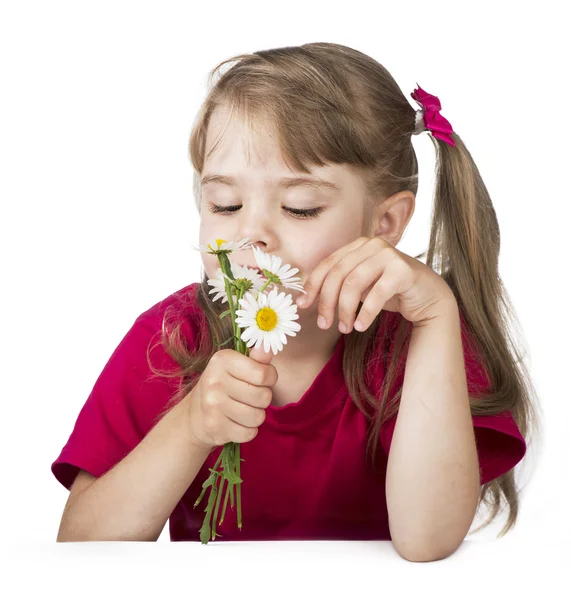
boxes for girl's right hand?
[182,345,278,451]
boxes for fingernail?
[318,315,327,328]
[354,320,364,331]
[296,297,306,307]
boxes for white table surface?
[6,538,568,599]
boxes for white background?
[1,0,569,558]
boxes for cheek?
[296,236,354,290]
[305,244,340,275]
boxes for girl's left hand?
[296,236,457,331]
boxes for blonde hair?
[149,42,543,538]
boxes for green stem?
[258,279,272,294]
[211,471,225,541]
[219,479,231,526]
[200,253,257,536]
[194,450,223,508]
[236,442,242,529]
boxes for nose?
[233,203,275,251]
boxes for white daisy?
[235,287,301,355]
[192,237,253,255]
[207,263,268,305]
[251,246,306,295]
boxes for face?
[198,105,371,304]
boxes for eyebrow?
[200,173,342,193]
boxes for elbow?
[387,486,478,562]
[56,527,84,543]
[56,521,96,543]
[392,535,461,562]
[56,520,160,542]
[56,518,81,542]
[390,524,463,562]
[57,529,160,542]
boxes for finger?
[353,271,398,332]
[227,373,272,408]
[226,418,259,443]
[225,397,267,428]
[337,253,386,333]
[227,350,276,388]
[317,246,379,330]
[296,237,369,311]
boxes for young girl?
[52,42,541,558]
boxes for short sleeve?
[51,312,188,491]
[379,310,527,486]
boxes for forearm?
[57,396,214,542]
[386,298,480,561]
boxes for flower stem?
[236,442,242,529]
[212,471,225,541]
[258,279,272,294]
[195,250,259,541]
[194,450,223,509]
[219,478,231,526]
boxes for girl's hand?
[296,236,456,331]
[183,347,278,450]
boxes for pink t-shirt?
[51,282,526,542]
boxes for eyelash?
[207,204,324,220]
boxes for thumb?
[248,343,275,365]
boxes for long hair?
[148,43,542,538]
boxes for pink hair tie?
[411,83,456,147]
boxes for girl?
[52,42,541,559]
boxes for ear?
[370,191,415,246]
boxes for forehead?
[205,105,290,171]
[203,105,360,190]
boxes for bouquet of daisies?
[191,237,306,544]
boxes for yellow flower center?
[208,238,227,252]
[255,307,278,331]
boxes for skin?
[198,104,416,370]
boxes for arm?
[385,296,481,562]
[57,394,213,542]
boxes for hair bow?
[411,84,455,147]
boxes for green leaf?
[194,471,216,508]
[199,484,218,545]
[199,518,211,545]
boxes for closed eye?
[207,204,324,220]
